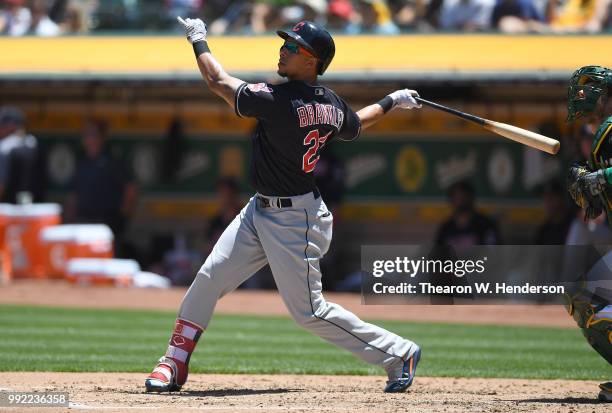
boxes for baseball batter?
[566,65,612,402]
[145,19,421,393]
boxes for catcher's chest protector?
[590,117,612,223]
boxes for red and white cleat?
[145,357,182,392]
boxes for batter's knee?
[290,300,333,329]
[293,312,321,329]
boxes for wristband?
[193,41,211,58]
[377,96,394,113]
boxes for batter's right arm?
[178,17,244,109]
[357,89,421,130]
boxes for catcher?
[566,65,612,402]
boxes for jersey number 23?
[302,129,332,173]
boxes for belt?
[257,188,320,209]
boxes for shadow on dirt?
[122,388,299,397]
[511,397,603,405]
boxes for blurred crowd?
[1,0,611,36]
[0,0,96,35]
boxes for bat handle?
[415,97,486,126]
[177,16,188,27]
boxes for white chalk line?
[68,405,297,411]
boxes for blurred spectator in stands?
[58,1,90,34]
[327,0,361,32]
[66,119,138,256]
[204,177,242,253]
[491,0,549,32]
[315,151,346,214]
[145,232,200,286]
[548,0,611,32]
[162,232,202,285]
[576,122,597,162]
[48,0,67,22]
[203,177,274,288]
[356,0,401,33]
[123,0,142,28]
[0,0,31,36]
[421,0,444,28]
[209,0,252,34]
[200,0,229,22]
[389,0,427,30]
[29,0,61,36]
[435,181,501,247]
[534,180,575,244]
[566,122,598,166]
[314,150,346,290]
[293,0,328,23]
[166,0,202,20]
[251,0,287,34]
[0,106,46,204]
[248,0,329,34]
[438,0,496,30]
[566,210,612,244]
[46,0,97,34]
[605,0,612,27]
[92,0,131,31]
[160,118,185,183]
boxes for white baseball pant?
[178,191,417,372]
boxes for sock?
[153,318,203,385]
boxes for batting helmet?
[567,65,612,122]
[277,21,335,75]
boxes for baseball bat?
[415,97,560,155]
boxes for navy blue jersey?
[235,80,361,196]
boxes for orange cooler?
[40,225,114,278]
[6,204,61,278]
[0,204,14,282]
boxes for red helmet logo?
[293,22,305,32]
[576,89,586,100]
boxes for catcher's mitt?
[568,164,604,219]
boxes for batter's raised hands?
[177,16,207,44]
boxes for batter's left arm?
[178,17,244,109]
[357,89,421,129]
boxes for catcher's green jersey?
[568,115,612,367]
[590,116,612,223]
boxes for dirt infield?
[0,280,575,327]
[2,280,608,412]
[1,373,609,413]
